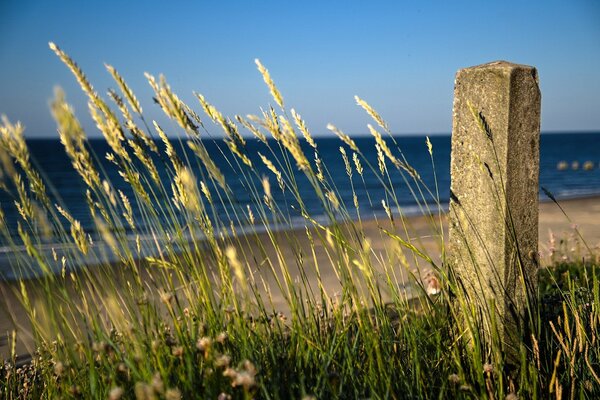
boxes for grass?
[0,43,598,399]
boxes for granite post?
[447,61,541,356]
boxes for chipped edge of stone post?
[447,61,541,361]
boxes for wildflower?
[215,354,231,368]
[108,387,124,400]
[223,360,257,391]
[223,367,237,379]
[425,272,441,296]
[217,393,232,400]
[53,361,64,377]
[448,373,460,384]
[216,332,228,344]
[196,337,212,354]
[483,362,493,374]
[134,382,153,400]
[152,372,164,394]
[117,362,128,374]
[165,388,181,400]
[233,370,256,390]
[172,346,184,357]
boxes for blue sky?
[1,0,599,137]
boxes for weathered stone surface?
[447,61,540,356]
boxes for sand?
[0,195,599,359]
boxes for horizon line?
[22,129,600,140]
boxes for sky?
[0,0,599,138]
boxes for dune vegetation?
[0,43,598,399]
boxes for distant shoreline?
[1,193,598,279]
[19,130,600,140]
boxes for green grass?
[0,43,599,399]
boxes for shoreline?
[0,194,598,358]
[1,192,598,282]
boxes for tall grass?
[0,43,598,399]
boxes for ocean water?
[0,132,599,278]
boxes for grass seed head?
[355,95,389,132]
[340,146,352,177]
[352,152,363,175]
[326,191,340,210]
[426,136,433,156]
[327,123,358,152]
[292,109,316,148]
[236,115,267,143]
[106,64,142,114]
[255,59,284,109]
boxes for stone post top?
[457,60,539,86]
[462,60,536,71]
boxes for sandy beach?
[1,195,599,359]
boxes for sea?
[0,132,599,278]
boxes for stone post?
[447,61,540,357]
